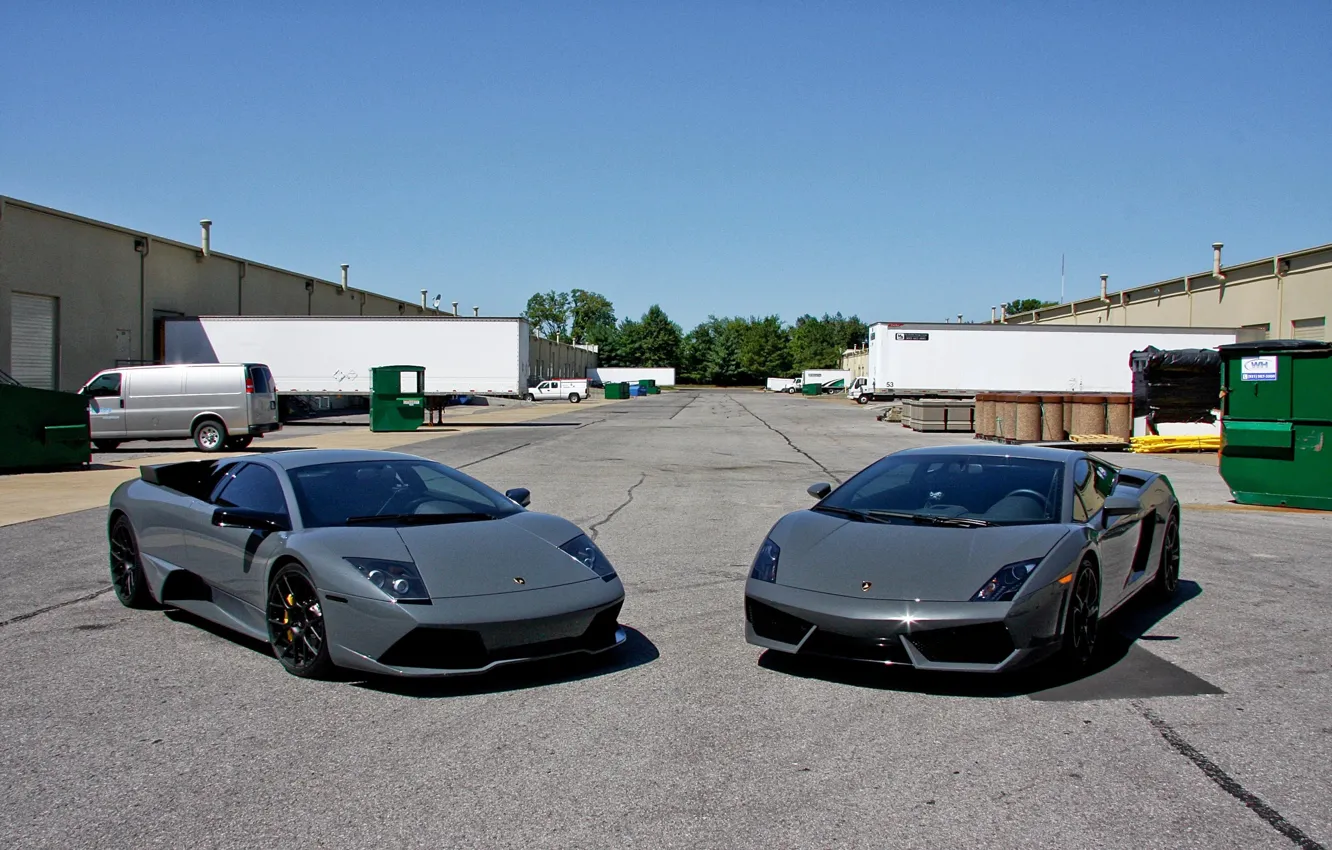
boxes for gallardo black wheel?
[109,515,155,609]
[1151,513,1181,602]
[1059,561,1100,671]
[267,563,335,679]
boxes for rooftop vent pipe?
[472,306,479,317]
[199,220,212,257]
[340,264,349,291]
[1212,242,1226,280]
[990,306,997,323]
[1000,304,1008,323]
[420,289,428,310]
[1100,274,1109,301]
[451,301,459,316]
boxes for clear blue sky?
[3,2,1329,329]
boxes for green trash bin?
[604,382,630,400]
[0,377,91,471]
[802,383,821,396]
[369,365,427,432]
[1218,340,1332,510]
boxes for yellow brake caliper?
[284,593,293,641]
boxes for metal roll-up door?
[1292,317,1326,341]
[10,293,59,389]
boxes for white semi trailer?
[162,316,532,396]
[846,322,1245,403]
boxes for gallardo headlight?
[750,538,780,583]
[345,557,430,602]
[972,559,1041,602]
[560,534,617,581]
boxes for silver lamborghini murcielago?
[744,445,1180,674]
[108,449,626,679]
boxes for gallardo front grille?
[745,598,812,645]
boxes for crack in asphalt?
[730,396,841,484]
[456,442,533,470]
[588,473,647,541]
[1133,702,1326,849]
[0,587,114,629]
[669,394,699,420]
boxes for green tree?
[739,315,791,381]
[680,317,720,384]
[631,305,682,367]
[1003,298,1058,316]
[569,289,616,344]
[522,291,571,339]
[788,312,867,371]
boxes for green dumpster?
[0,372,91,471]
[1218,340,1332,510]
[369,365,426,432]
[604,382,630,400]
[802,383,821,396]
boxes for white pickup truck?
[525,379,588,403]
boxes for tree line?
[523,290,868,385]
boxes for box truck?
[765,377,801,393]
[586,367,676,387]
[846,323,1246,403]
[802,369,852,394]
[162,316,531,397]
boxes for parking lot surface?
[1,391,1328,849]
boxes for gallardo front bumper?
[744,577,1068,673]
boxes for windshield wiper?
[895,513,994,528]
[344,512,496,526]
[811,505,893,524]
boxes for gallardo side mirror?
[505,488,531,508]
[807,483,832,500]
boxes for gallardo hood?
[768,510,1070,602]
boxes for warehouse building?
[1000,242,1331,340]
[0,196,595,391]
[840,345,868,379]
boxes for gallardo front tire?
[267,563,336,679]
[1058,561,1099,672]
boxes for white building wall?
[0,197,454,390]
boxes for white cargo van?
[766,377,800,393]
[525,379,588,403]
[80,363,281,452]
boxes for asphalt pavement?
[1,391,1328,849]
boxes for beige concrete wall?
[840,347,868,378]
[1004,244,1332,341]
[0,198,439,390]
[528,336,599,384]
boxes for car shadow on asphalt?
[350,626,660,698]
[757,580,1223,701]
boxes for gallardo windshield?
[816,454,1064,526]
